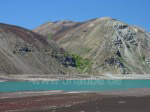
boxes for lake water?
[0,80,150,92]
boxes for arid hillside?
[34,17,150,75]
[0,23,79,75]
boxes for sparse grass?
[139,54,146,61]
[83,48,92,53]
[142,55,146,61]
[71,54,91,71]
[47,33,53,40]
[60,52,92,71]
[64,53,91,71]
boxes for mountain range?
[0,17,150,76]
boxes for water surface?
[0,80,150,92]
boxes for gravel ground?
[0,89,150,112]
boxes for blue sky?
[0,0,149,31]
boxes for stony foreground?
[0,89,150,112]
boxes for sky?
[0,0,150,31]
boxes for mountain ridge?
[33,17,150,75]
[0,17,150,76]
[0,23,80,75]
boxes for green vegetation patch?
[72,54,91,71]
[64,53,92,71]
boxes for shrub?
[71,54,91,71]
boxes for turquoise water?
[0,80,150,92]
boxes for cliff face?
[0,23,79,75]
[34,18,150,75]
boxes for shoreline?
[1,88,150,99]
[1,74,150,82]
[0,88,150,112]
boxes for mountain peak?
[55,20,74,23]
[33,18,150,75]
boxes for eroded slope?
[34,18,150,75]
[0,23,78,75]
